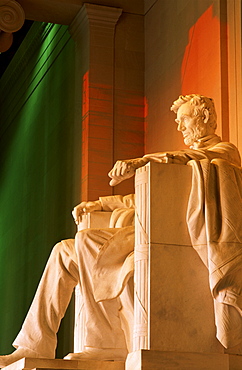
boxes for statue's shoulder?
[213,140,239,152]
[212,140,241,166]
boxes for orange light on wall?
[181,4,229,140]
[181,5,221,96]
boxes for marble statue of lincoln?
[0,94,241,367]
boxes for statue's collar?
[190,134,221,149]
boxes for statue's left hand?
[72,200,102,225]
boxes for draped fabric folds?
[187,158,242,348]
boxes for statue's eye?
[182,116,189,124]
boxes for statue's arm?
[99,194,135,210]
[144,143,241,166]
[72,194,135,225]
[108,152,190,186]
[143,151,190,164]
[156,144,241,166]
[108,142,241,187]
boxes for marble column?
[69,3,122,201]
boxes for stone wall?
[144,0,242,154]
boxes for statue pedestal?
[3,353,242,370]
[126,350,242,370]
[2,357,125,370]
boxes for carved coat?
[187,157,242,348]
[146,135,242,348]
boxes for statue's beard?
[183,124,207,146]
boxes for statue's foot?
[0,347,41,368]
[64,347,128,361]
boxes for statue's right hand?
[72,200,102,225]
[108,160,136,186]
[108,157,149,186]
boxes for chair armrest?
[77,211,112,231]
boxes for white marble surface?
[149,243,223,353]
[2,357,125,370]
[133,162,224,354]
[126,349,242,370]
[148,162,192,246]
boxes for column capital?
[85,3,122,28]
[69,3,122,40]
[0,0,25,51]
[0,0,25,32]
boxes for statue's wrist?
[140,156,150,166]
[95,200,102,211]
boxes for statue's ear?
[203,109,209,124]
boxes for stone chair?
[74,162,242,370]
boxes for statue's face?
[175,102,207,146]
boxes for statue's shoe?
[0,347,41,368]
[64,347,128,361]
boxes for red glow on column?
[82,71,89,200]
[81,73,115,200]
[82,71,89,116]
[144,96,148,154]
[81,71,145,199]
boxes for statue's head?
[170,94,217,147]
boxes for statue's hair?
[170,94,217,130]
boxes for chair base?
[2,357,125,370]
[126,349,242,370]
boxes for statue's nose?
[177,122,184,131]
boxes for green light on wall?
[0,22,77,356]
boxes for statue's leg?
[75,228,128,349]
[64,228,129,361]
[12,239,78,359]
[214,270,242,353]
[0,228,132,366]
[119,277,134,352]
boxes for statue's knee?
[76,228,92,240]
[75,228,98,253]
[48,239,76,267]
[51,241,65,257]
[51,240,75,259]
